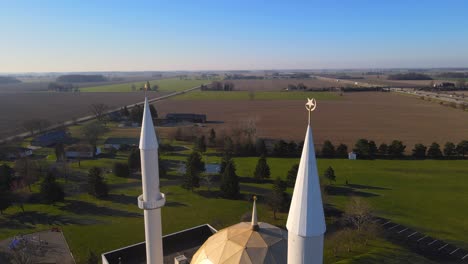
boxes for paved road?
[0,85,205,144]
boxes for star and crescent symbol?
[305,98,317,112]
[305,98,316,124]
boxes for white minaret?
[286,98,326,264]
[138,96,166,264]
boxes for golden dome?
[191,222,287,264]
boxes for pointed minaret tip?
[286,98,326,237]
[251,195,259,231]
[139,97,158,150]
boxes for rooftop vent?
[174,255,188,264]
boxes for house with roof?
[104,137,139,150]
[65,144,101,159]
[0,146,33,160]
[31,130,68,147]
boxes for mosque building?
[101,96,325,264]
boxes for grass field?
[173,91,341,100]
[80,78,209,92]
[233,157,468,249]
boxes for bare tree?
[343,197,373,231]
[22,119,49,136]
[14,158,38,192]
[89,103,109,121]
[81,121,107,157]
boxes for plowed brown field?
[156,92,468,149]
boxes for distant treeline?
[224,74,263,80]
[56,74,107,83]
[48,82,78,92]
[437,72,468,79]
[319,74,364,80]
[387,73,432,80]
[201,81,235,91]
[0,76,21,84]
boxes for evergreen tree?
[159,156,167,178]
[0,164,13,192]
[40,172,65,204]
[113,162,130,177]
[378,143,388,156]
[182,151,204,191]
[443,142,456,158]
[412,144,427,159]
[336,143,348,158]
[0,191,12,214]
[208,129,216,145]
[321,140,335,158]
[255,139,268,156]
[286,163,299,187]
[219,151,232,175]
[224,137,234,154]
[55,142,65,162]
[128,148,141,171]
[368,140,378,159]
[87,167,108,198]
[456,140,468,157]
[194,136,207,153]
[268,177,288,220]
[254,155,270,180]
[388,140,406,158]
[220,160,240,199]
[427,142,442,159]
[324,166,336,185]
[273,140,288,157]
[287,141,298,157]
[353,139,370,159]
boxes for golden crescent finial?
[305,98,316,125]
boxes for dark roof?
[102,224,217,264]
[104,137,139,145]
[32,131,67,146]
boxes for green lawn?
[80,78,209,93]
[2,129,466,263]
[233,157,468,249]
[172,91,341,100]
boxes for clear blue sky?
[1,0,467,72]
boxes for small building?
[348,151,357,160]
[104,137,139,150]
[65,145,101,159]
[32,131,67,147]
[166,113,207,123]
[0,147,33,160]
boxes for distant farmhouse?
[434,82,456,89]
[0,146,33,160]
[104,137,139,150]
[65,144,101,159]
[32,131,68,147]
[166,113,207,123]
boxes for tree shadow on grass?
[238,176,273,184]
[196,190,221,199]
[2,211,99,229]
[325,185,380,197]
[239,184,271,196]
[59,200,142,218]
[104,193,136,205]
[165,201,187,207]
[346,183,391,191]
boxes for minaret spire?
[286,98,325,264]
[138,97,165,264]
[251,196,259,231]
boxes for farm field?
[80,78,208,92]
[0,92,165,139]
[360,75,453,88]
[156,92,468,149]
[228,78,340,91]
[173,91,341,100]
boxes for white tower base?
[287,233,324,264]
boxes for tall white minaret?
[286,98,326,264]
[137,96,166,264]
